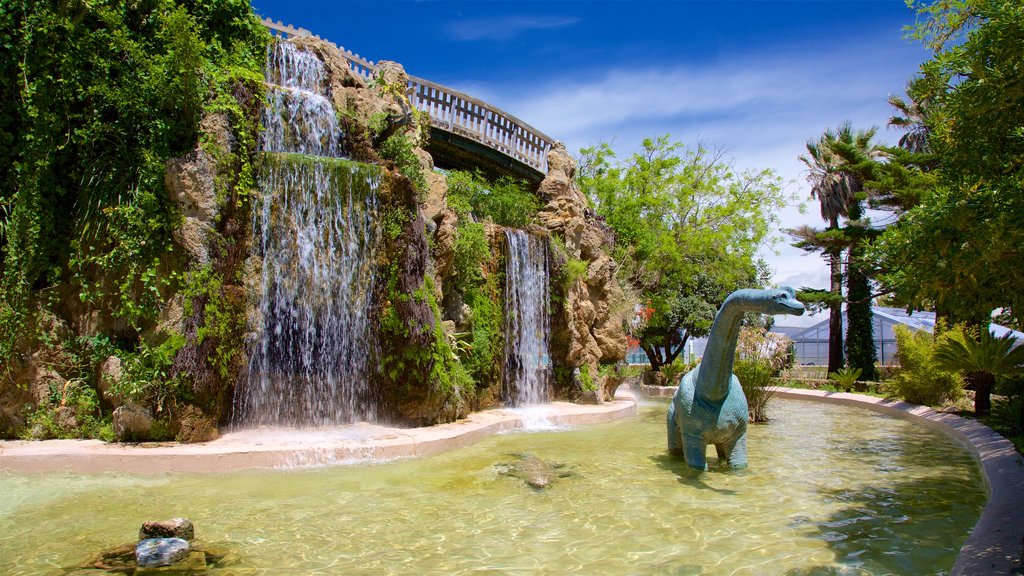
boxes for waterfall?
[503,230,551,406]
[259,42,343,158]
[234,41,378,427]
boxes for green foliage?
[563,258,588,287]
[448,214,504,388]
[578,136,790,370]
[0,0,269,365]
[445,170,539,227]
[735,358,777,423]
[180,266,245,380]
[579,364,596,391]
[735,326,790,421]
[113,334,188,413]
[870,0,1024,326]
[845,243,878,381]
[659,356,697,386]
[451,221,490,290]
[933,326,1024,415]
[827,367,863,391]
[986,381,1023,451]
[933,328,1024,377]
[20,378,108,440]
[380,133,427,197]
[883,325,964,406]
[790,123,881,376]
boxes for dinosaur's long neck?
[696,296,746,403]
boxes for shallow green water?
[0,399,985,575]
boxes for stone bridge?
[263,19,554,184]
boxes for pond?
[0,399,984,575]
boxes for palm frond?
[933,330,1024,375]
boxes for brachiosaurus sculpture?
[667,287,805,471]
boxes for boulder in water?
[140,517,194,541]
[135,538,189,568]
[496,453,575,489]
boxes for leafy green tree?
[577,136,788,371]
[871,0,1024,328]
[934,329,1024,416]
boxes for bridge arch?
[262,19,554,184]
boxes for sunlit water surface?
[0,400,984,575]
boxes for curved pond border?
[3,390,1020,574]
[0,400,636,474]
[641,385,1024,576]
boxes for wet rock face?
[496,453,575,490]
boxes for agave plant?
[933,330,1024,416]
[827,366,863,392]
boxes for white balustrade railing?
[261,18,552,174]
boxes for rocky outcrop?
[164,114,235,265]
[96,355,123,409]
[113,403,154,442]
[174,405,219,443]
[538,143,628,395]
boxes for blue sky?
[252,1,933,325]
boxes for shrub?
[735,327,792,422]
[660,356,697,386]
[737,327,793,376]
[883,324,964,406]
[446,171,538,227]
[380,133,427,196]
[827,367,862,392]
[735,358,777,423]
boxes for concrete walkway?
[0,400,637,474]
[643,384,1024,576]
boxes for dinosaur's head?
[741,286,805,316]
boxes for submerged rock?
[135,538,189,568]
[496,453,575,489]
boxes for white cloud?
[446,15,580,41]
[453,34,925,287]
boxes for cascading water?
[259,42,342,157]
[234,41,379,427]
[503,230,551,407]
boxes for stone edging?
[641,384,1024,576]
[0,400,636,474]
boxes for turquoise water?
[0,399,985,575]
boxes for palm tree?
[887,93,931,154]
[796,122,879,376]
[933,329,1024,417]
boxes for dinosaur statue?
[667,287,805,471]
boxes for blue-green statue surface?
[667,287,805,471]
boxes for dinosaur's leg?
[666,404,685,457]
[683,430,707,471]
[716,433,748,469]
